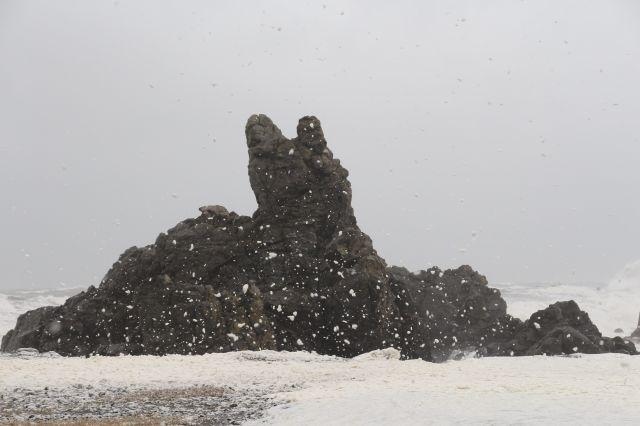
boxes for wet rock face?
[2,115,637,359]
[387,265,522,361]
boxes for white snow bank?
[1,350,638,424]
[249,353,640,425]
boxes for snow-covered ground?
[1,349,639,424]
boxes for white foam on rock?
[353,347,401,361]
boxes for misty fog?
[1,0,639,291]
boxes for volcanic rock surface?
[2,115,637,360]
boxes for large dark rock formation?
[2,115,637,360]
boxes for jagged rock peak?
[246,114,353,227]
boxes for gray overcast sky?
[1,0,639,291]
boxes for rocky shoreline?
[0,350,277,425]
[1,382,268,425]
[1,115,636,360]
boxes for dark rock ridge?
[2,115,636,360]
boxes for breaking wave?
[502,259,640,336]
[0,288,82,339]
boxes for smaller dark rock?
[526,326,600,356]
[487,301,638,356]
[1,307,57,351]
[600,336,637,355]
